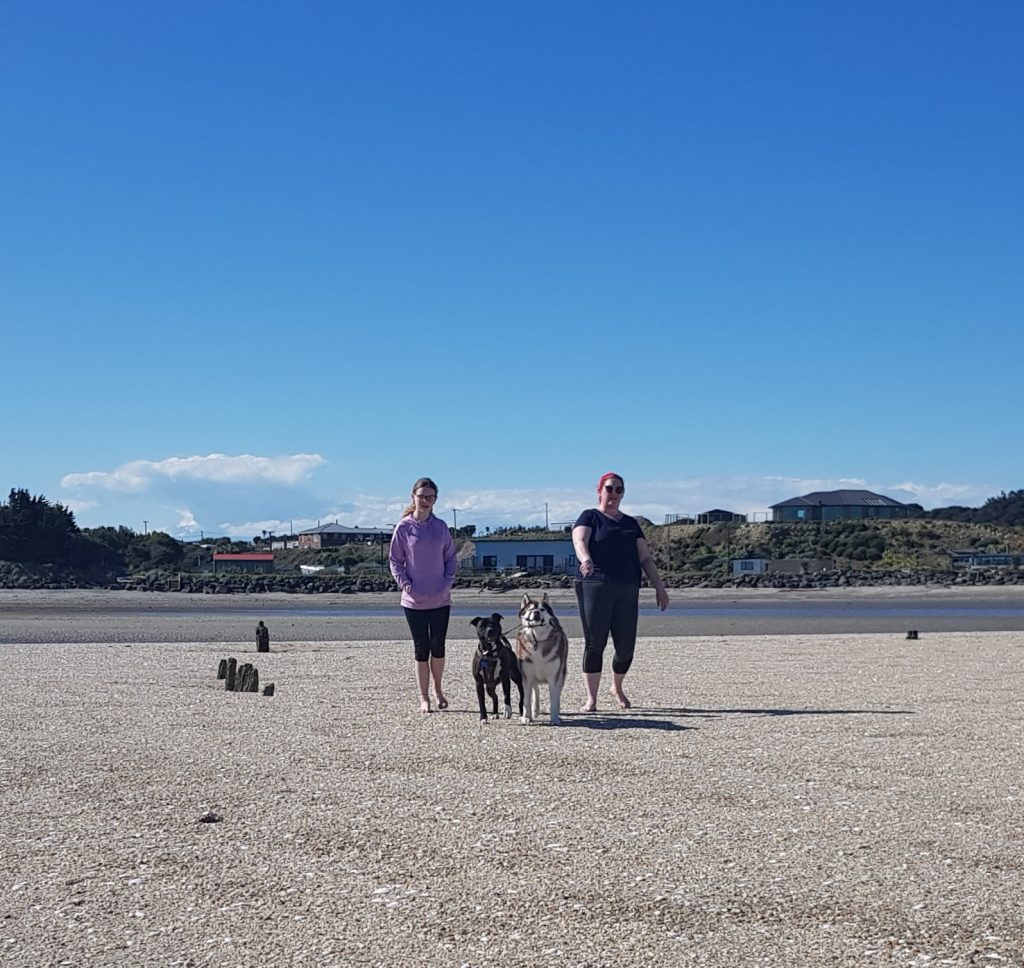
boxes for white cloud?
[61,470,1000,539]
[882,480,993,507]
[64,499,97,514]
[61,453,328,492]
[177,509,200,533]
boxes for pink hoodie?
[388,514,458,610]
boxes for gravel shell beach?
[1,591,1023,966]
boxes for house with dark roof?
[696,509,747,525]
[298,523,393,549]
[770,489,916,523]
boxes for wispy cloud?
[59,468,1000,538]
[63,499,97,514]
[61,453,328,492]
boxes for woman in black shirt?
[572,472,670,712]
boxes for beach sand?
[1,595,1023,966]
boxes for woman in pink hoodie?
[389,477,458,713]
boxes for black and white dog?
[470,613,524,722]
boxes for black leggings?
[403,606,450,662]
[576,580,639,675]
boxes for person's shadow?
[661,706,915,719]
[565,711,691,731]
[564,705,913,730]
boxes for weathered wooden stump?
[217,658,228,679]
[263,683,275,697]
[906,629,919,640]
[256,621,270,653]
[225,657,238,690]
[236,662,251,691]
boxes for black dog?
[470,613,524,722]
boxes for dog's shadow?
[565,712,691,731]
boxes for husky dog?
[515,593,569,725]
[470,613,524,722]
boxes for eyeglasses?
[603,485,624,494]
[414,492,437,502]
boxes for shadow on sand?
[560,705,914,730]
[661,706,915,719]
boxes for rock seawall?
[2,560,1022,593]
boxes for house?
[732,557,835,577]
[770,489,915,523]
[212,552,275,574]
[466,538,577,575]
[269,535,300,550]
[948,550,1024,571]
[298,523,392,549]
[696,509,747,525]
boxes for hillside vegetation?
[4,485,1024,587]
[646,518,1024,575]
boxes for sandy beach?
[2,591,1023,966]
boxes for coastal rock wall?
[1,560,1022,592]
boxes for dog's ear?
[541,592,549,604]
[470,617,482,627]
[491,613,503,624]
[520,593,530,609]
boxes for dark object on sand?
[263,683,275,697]
[906,629,919,640]
[199,810,222,823]
[256,620,270,653]
[235,662,259,693]
[218,657,260,692]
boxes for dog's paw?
[478,718,488,726]
[502,705,512,719]
[520,715,531,725]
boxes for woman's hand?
[655,586,670,611]
[579,559,594,577]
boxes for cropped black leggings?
[576,580,639,675]
[403,605,450,662]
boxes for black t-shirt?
[574,508,645,585]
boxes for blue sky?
[3,1,1022,537]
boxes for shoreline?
[5,585,1024,643]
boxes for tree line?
[0,489,184,576]
[3,484,1024,577]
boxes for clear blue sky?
[3,1,1022,537]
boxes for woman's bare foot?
[581,698,597,712]
[420,697,432,714]
[609,687,631,709]
[435,692,448,710]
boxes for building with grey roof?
[770,489,915,523]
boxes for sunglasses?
[602,484,624,494]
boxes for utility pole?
[450,508,461,533]
[545,503,549,530]
[143,520,149,535]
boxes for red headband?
[597,472,623,490]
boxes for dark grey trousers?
[575,580,639,675]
